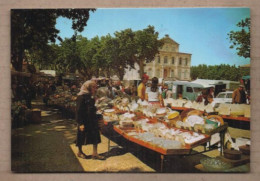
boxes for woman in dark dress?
[76,80,105,160]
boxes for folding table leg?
[220,131,225,156]
[108,139,111,152]
[160,155,165,172]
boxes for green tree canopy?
[11,9,95,71]
[191,64,249,81]
[134,26,164,77]
[23,24,164,80]
[228,18,250,59]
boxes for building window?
[179,58,182,65]
[178,70,182,79]
[164,56,168,64]
[185,58,188,66]
[156,69,160,77]
[171,70,174,77]
[172,57,175,64]
[147,68,152,77]
[158,56,160,63]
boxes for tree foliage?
[190,64,250,81]
[11,9,95,71]
[228,18,250,59]
[134,26,164,77]
[27,25,163,80]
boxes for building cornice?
[158,51,192,56]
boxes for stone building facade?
[144,35,191,81]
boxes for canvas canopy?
[39,70,56,77]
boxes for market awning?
[39,70,56,77]
[190,79,217,88]
[242,75,250,80]
[62,76,75,80]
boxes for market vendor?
[137,74,149,101]
[145,77,164,107]
[196,89,208,104]
[75,80,105,160]
[96,84,113,99]
[204,94,214,106]
[209,86,215,97]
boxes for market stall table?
[170,106,250,125]
[220,115,250,122]
[102,119,121,152]
[112,120,228,172]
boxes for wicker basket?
[180,108,195,120]
[206,115,224,126]
[187,110,203,117]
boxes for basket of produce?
[206,115,224,126]
[180,108,195,120]
[155,107,167,118]
[200,157,232,172]
[167,111,181,127]
[187,110,203,117]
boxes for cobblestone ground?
[11,99,250,173]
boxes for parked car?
[211,91,233,107]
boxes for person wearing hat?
[232,85,247,104]
[137,74,149,101]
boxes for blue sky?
[55,8,250,66]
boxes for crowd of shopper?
[11,74,251,161]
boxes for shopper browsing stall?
[145,77,164,107]
[137,74,149,101]
[75,80,105,160]
[204,94,214,106]
[232,85,247,104]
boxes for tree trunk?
[119,72,124,81]
[139,59,144,79]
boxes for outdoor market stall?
[164,98,251,122]
[47,91,250,172]
[98,97,230,172]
